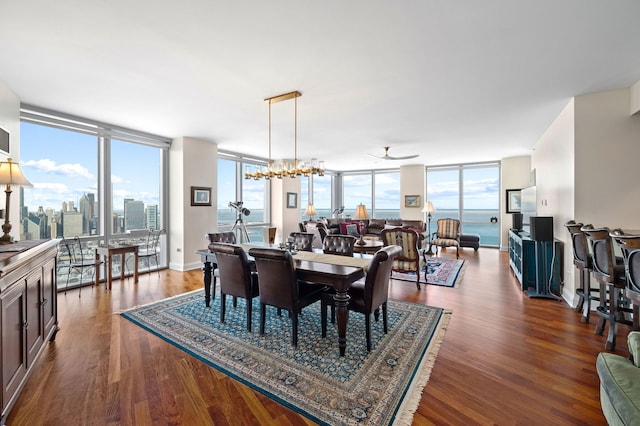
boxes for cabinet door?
[25,270,43,368]
[1,283,27,411]
[42,258,57,340]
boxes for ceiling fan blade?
[387,154,419,160]
[367,153,388,159]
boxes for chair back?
[208,232,236,251]
[61,236,89,265]
[564,221,591,269]
[142,229,165,253]
[317,225,328,243]
[380,228,420,265]
[323,234,356,257]
[210,243,256,298]
[436,218,460,239]
[363,245,402,310]
[249,248,298,310]
[581,225,623,284]
[610,231,640,294]
[288,232,314,252]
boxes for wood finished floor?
[7,248,619,425]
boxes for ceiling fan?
[368,146,419,161]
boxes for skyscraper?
[124,199,145,231]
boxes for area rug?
[392,257,465,287]
[121,289,451,425]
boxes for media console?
[508,230,562,298]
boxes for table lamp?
[304,203,317,221]
[353,203,369,246]
[0,158,33,244]
[421,201,436,254]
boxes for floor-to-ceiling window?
[217,154,269,242]
[373,170,400,218]
[343,173,372,218]
[427,162,499,247]
[19,105,170,289]
[313,174,333,219]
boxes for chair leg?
[259,303,266,335]
[605,285,620,351]
[382,303,388,334]
[595,281,607,335]
[365,313,372,351]
[220,293,226,323]
[292,312,298,347]
[246,298,252,332]
[233,296,238,308]
[415,266,421,290]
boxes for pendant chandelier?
[245,90,325,180]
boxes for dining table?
[196,244,371,356]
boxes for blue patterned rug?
[392,257,465,287]
[121,290,450,425]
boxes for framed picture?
[191,186,212,206]
[286,192,297,209]
[505,189,521,213]
[404,195,420,208]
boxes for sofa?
[596,331,640,425]
[307,218,428,247]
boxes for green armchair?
[596,331,640,425]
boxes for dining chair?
[288,232,314,252]
[565,220,598,323]
[381,228,422,289]
[321,245,402,351]
[248,247,327,347]
[207,231,238,294]
[610,230,640,331]
[431,218,461,258]
[322,234,357,257]
[60,236,104,297]
[581,225,630,350]
[137,228,165,276]
[210,243,260,331]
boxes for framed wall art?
[191,186,212,206]
[404,195,420,208]
[505,189,521,213]
[286,192,297,209]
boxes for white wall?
[270,177,301,244]
[499,155,532,250]
[531,99,575,303]
[631,80,640,115]
[574,88,640,230]
[400,165,425,220]
[0,81,21,240]
[169,137,217,271]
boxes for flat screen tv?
[520,186,537,235]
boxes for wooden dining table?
[196,245,370,356]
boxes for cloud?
[23,159,94,179]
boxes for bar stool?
[565,221,599,323]
[581,225,629,351]
[610,230,640,331]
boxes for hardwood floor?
[7,248,618,425]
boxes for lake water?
[218,208,500,246]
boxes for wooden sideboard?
[0,239,59,425]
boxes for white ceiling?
[1,0,640,171]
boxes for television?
[520,186,537,235]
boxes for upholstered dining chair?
[248,247,327,347]
[610,230,640,331]
[288,232,314,252]
[321,245,402,351]
[323,234,357,257]
[581,225,630,351]
[565,220,598,323]
[207,232,238,294]
[381,228,421,290]
[431,218,460,258]
[209,243,260,331]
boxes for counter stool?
[565,221,598,323]
[610,230,640,331]
[581,225,629,351]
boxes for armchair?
[381,228,422,290]
[432,218,461,258]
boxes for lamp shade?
[0,158,33,187]
[421,201,436,213]
[353,203,369,220]
[304,203,317,217]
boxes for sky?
[20,122,160,215]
